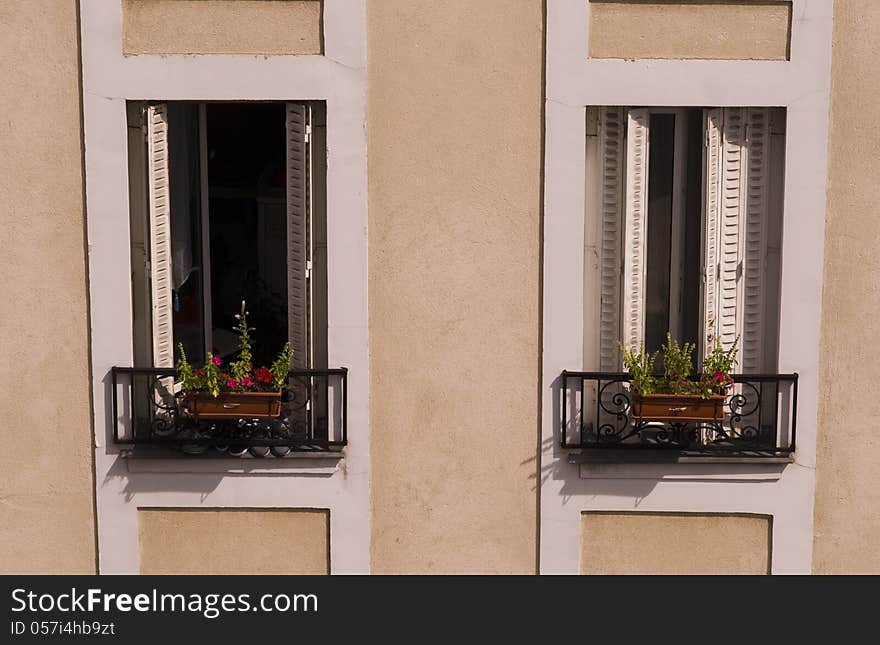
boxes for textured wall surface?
[0,0,95,573]
[367,0,543,573]
[138,509,330,574]
[814,0,880,574]
[122,0,323,55]
[588,1,791,60]
[581,513,771,574]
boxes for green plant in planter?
[699,335,739,396]
[620,343,658,395]
[176,301,292,397]
[620,333,740,399]
[660,333,697,395]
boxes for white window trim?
[81,0,369,574]
[542,0,833,574]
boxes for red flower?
[713,371,726,382]
[194,369,204,376]
[212,356,223,367]
[254,366,273,384]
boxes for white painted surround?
[80,0,369,573]
[541,0,833,574]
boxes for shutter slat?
[622,109,649,353]
[598,107,625,370]
[147,104,174,369]
[286,103,310,370]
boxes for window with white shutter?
[146,103,174,371]
[129,101,329,429]
[622,108,650,355]
[585,105,784,374]
[702,107,778,373]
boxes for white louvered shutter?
[286,103,310,371]
[146,103,174,370]
[622,108,649,353]
[702,107,770,373]
[598,107,625,370]
[702,109,723,358]
[741,108,770,373]
[718,108,747,357]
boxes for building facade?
[0,0,876,574]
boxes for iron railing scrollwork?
[561,372,797,457]
[111,366,348,456]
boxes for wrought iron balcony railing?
[111,367,347,456]
[560,371,797,458]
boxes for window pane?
[644,113,675,356]
[206,103,288,367]
[167,103,205,365]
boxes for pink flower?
[212,356,223,367]
[241,377,254,388]
[226,378,239,389]
[713,371,726,382]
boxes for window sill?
[122,447,343,476]
[571,451,790,481]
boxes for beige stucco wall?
[367,0,543,573]
[581,513,771,574]
[588,1,791,60]
[0,0,95,573]
[122,0,323,55]
[138,509,329,574]
[813,0,880,574]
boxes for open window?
[584,106,786,374]
[126,101,331,443]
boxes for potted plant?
[621,334,738,422]
[176,302,291,420]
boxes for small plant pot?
[630,392,726,422]
[182,391,282,420]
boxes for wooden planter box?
[182,390,282,420]
[630,392,726,422]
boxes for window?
[126,101,330,436]
[584,106,785,374]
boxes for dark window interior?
[206,103,288,367]
[645,113,676,357]
[166,103,288,368]
[681,108,704,357]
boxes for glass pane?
[644,113,675,356]
[206,103,288,367]
[167,103,205,365]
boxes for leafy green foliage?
[269,342,292,391]
[619,333,740,399]
[699,335,739,396]
[661,333,696,395]
[229,301,254,386]
[175,300,294,397]
[620,342,658,395]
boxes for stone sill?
[122,448,343,476]
[571,452,791,481]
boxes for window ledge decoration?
[112,303,347,457]
[560,371,797,459]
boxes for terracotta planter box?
[630,392,726,422]
[183,390,282,420]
